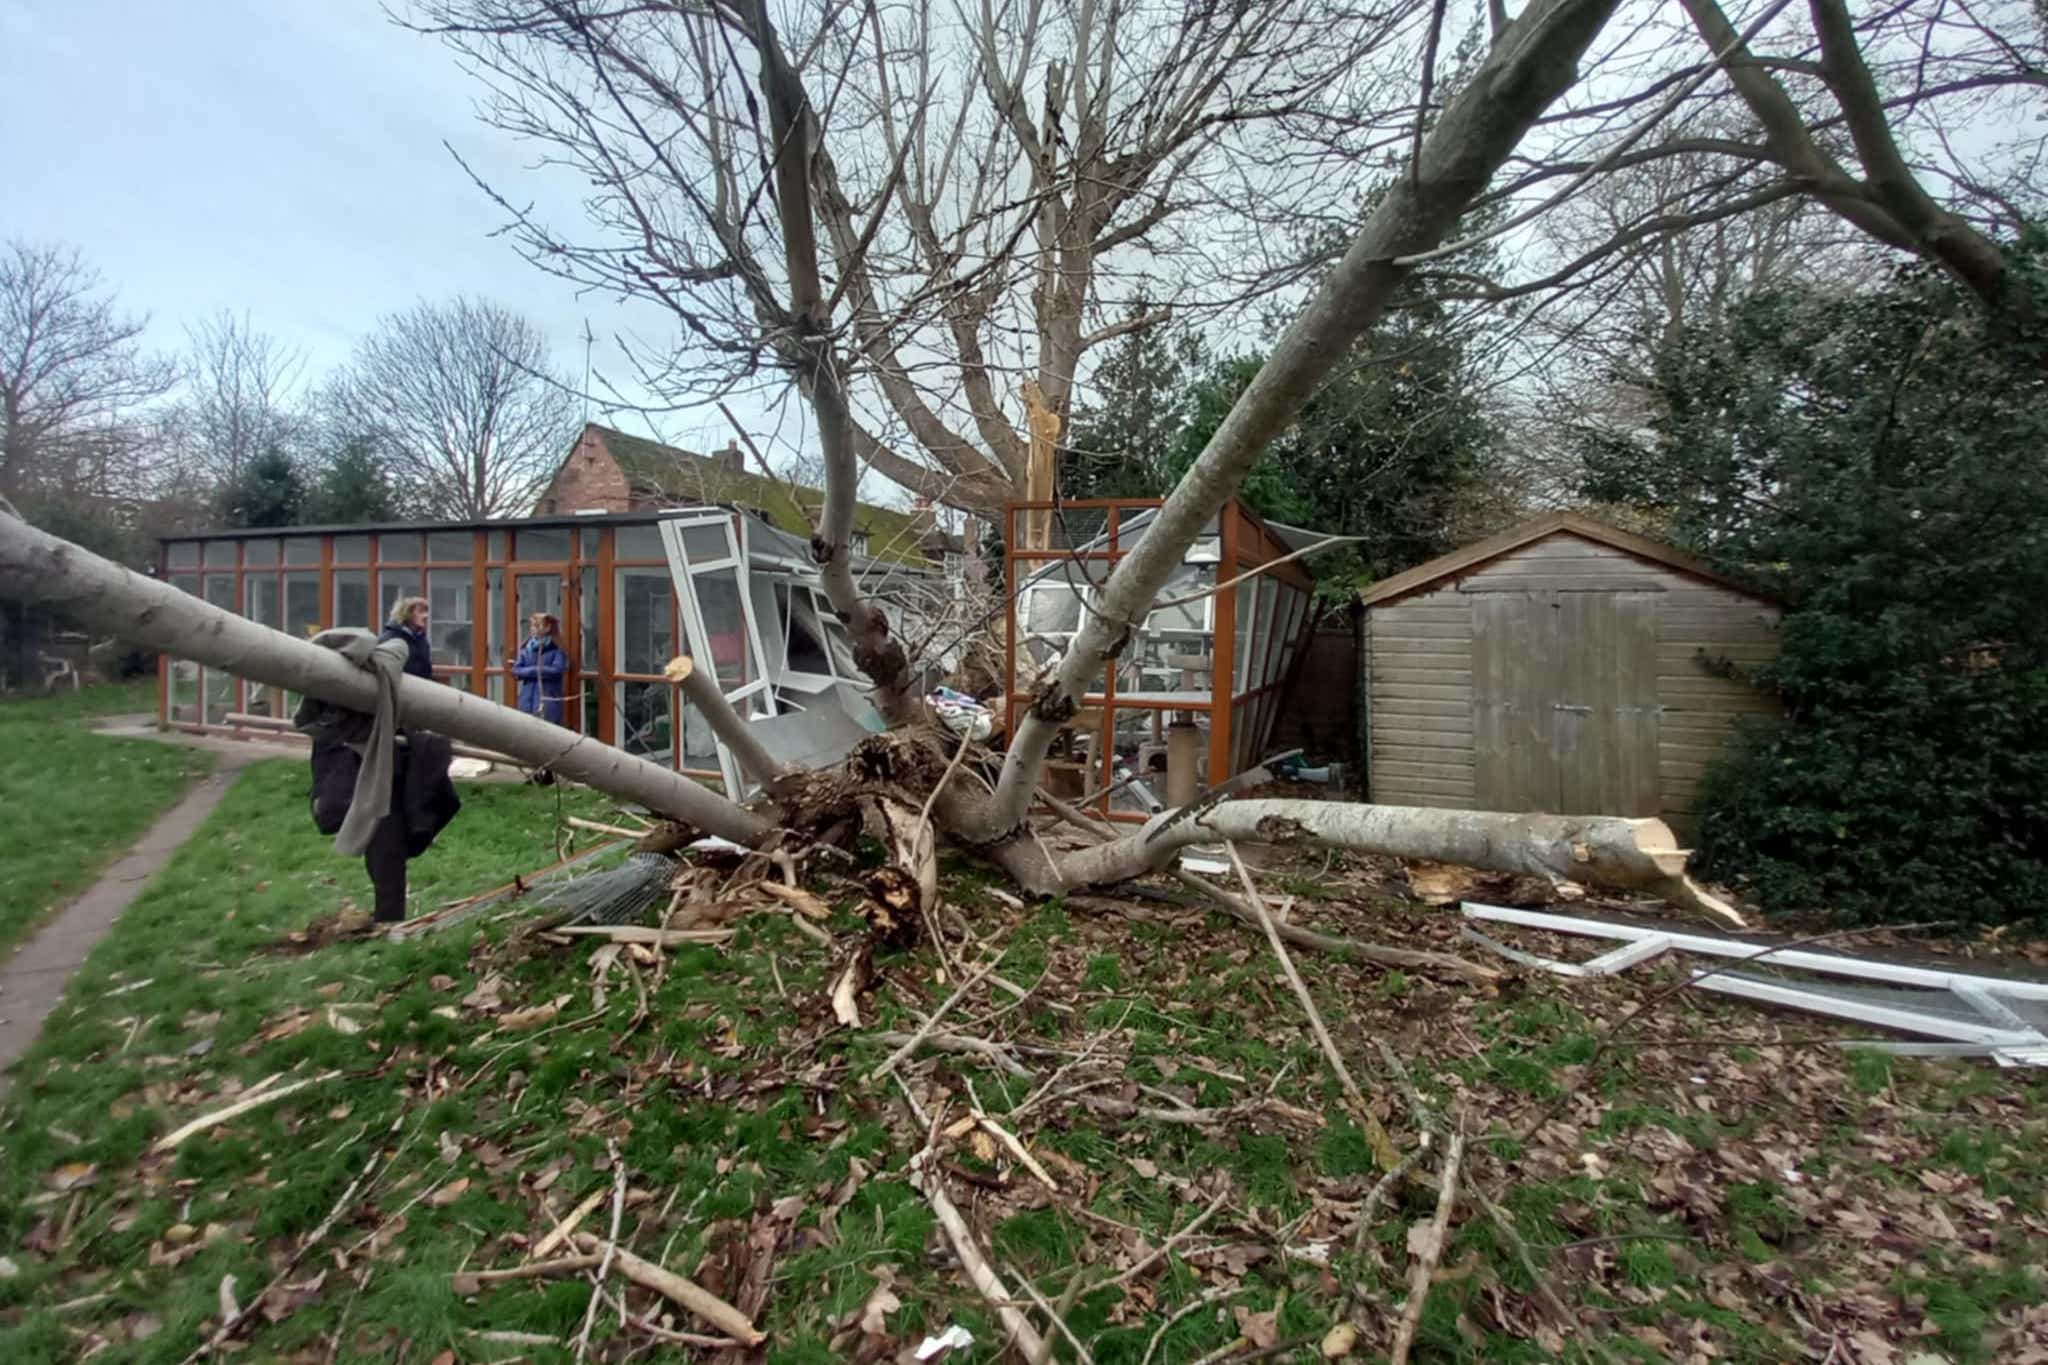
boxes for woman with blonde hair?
[380,595,434,679]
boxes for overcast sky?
[0,0,770,459]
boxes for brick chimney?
[717,440,746,474]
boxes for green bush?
[1583,240,2048,926]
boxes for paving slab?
[0,755,253,1102]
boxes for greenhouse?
[1004,498,1323,822]
[157,507,942,792]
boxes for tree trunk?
[1055,799,1740,926]
[0,510,771,846]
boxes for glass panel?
[516,573,565,647]
[693,566,747,688]
[488,531,509,560]
[615,524,664,559]
[440,671,474,693]
[1247,579,1279,690]
[751,574,783,674]
[378,570,422,622]
[169,573,199,599]
[1232,699,1254,775]
[334,535,370,564]
[1118,633,1211,703]
[518,528,571,560]
[333,570,371,628]
[488,568,505,667]
[616,681,674,760]
[428,532,473,562]
[580,678,600,736]
[247,576,280,628]
[580,572,597,670]
[1107,708,1172,816]
[487,673,506,706]
[786,591,832,675]
[679,697,720,774]
[203,666,235,726]
[580,528,599,560]
[1045,505,1111,553]
[245,581,286,720]
[285,574,322,639]
[166,543,199,569]
[820,610,858,680]
[169,659,200,723]
[242,538,278,568]
[204,574,237,614]
[203,541,236,567]
[682,523,729,563]
[283,536,320,565]
[429,570,473,667]
[378,533,422,563]
[616,569,673,674]
[1233,580,1256,694]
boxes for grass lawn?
[1,769,2044,1363]
[0,681,214,958]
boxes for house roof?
[1357,509,1777,607]
[590,425,934,566]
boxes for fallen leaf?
[429,974,458,992]
[1321,1322,1358,1358]
[499,1002,560,1031]
[859,1279,901,1336]
[439,1131,463,1163]
[48,1162,98,1191]
[1234,1303,1281,1350]
[427,1178,471,1207]
[218,1274,240,1323]
[324,1007,363,1036]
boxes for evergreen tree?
[1063,306,1207,499]
[1165,301,1503,599]
[214,446,305,528]
[1583,242,2048,925]
[303,436,398,525]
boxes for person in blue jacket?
[511,612,569,784]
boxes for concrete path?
[0,755,253,1102]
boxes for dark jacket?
[308,732,460,857]
[379,622,434,679]
[512,634,570,723]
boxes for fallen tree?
[0,0,1760,928]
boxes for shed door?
[1471,591,1660,815]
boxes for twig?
[871,1029,1033,1078]
[1108,1188,1231,1288]
[976,1113,1058,1191]
[1140,1286,1238,1365]
[533,1186,611,1262]
[570,1235,765,1346]
[178,1145,381,1362]
[906,1154,1049,1362]
[1352,1137,1430,1269]
[564,815,654,839]
[574,1142,628,1361]
[1177,869,1499,984]
[1009,1262,1098,1365]
[1224,844,1400,1168]
[1471,1188,1578,1330]
[1389,1127,1466,1365]
[453,1255,604,1291]
[155,1071,343,1151]
[866,956,1004,1083]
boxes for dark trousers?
[365,811,410,923]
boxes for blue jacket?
[512,635,569,723]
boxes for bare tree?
[413,0,1429,520]
[162,310,308,490]
[326,296,580,518]
[0,240,175,507]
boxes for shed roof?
[1356,510,1778,607]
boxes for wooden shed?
[1359,512,1781,827]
